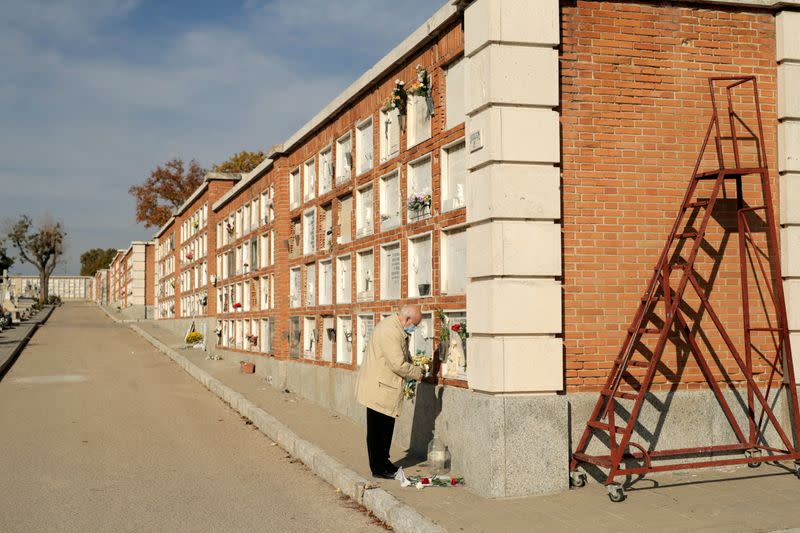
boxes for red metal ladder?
[569,76,800,502]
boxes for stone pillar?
[464,0,563,394]
[778,11,800,371]
[460,0,567,496]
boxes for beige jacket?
[355,314,424,418]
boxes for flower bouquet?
[450,321,468,343]
[232,302,242,309]
[381,79,408,115]
[395,467,463,489]
[226,222,234,235]
[407,193,432,217]
[246,333,258,346]
[406,65,434,118]
[186,251,194,261]
[406,65,431,98]
[403,351,432,399]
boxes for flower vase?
[427,437,451,475]
[418,283,431,296]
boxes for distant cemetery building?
[108,242,155,318]
[94,269,109,305]
[8,275,94,300]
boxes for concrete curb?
[99,306,445,533]
[0,305,56,380]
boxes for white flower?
[415,481,424,490]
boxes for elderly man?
[355,305,425,479]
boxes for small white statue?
[445,334,466,376]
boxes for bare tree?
[7,215,66,303]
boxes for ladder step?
[613,357,650,368]
[748,327,782,332]
[588,420,627,434]
[629,328,662,334]
[572,452,612,468]
[686,200,709,208]
[695,167,765,180]
[671,263,688,270]
[602,388,640,400]
[695,169,722,179]
[641,295,665,302]
[676,232,698,239]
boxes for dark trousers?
[366,407,396,474]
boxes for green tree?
[213,150,266,174]
[7,215,66,303]
[79,248,117,277]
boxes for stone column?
[778,11,800,371]
[464,0,563,395]
[460,0,567,496]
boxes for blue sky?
[0,0,440,275]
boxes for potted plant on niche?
[407,193,432,220]
[240,360,255,374]
[407,65,434,118]
[382,79,408,130]
[418,283,431,296]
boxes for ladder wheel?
[745,449,761,468]
[569,471,586,488]
[607,484,626,503]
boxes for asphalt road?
[0,303,382,532]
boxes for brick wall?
[561,0,779,392]
[145,244,155,306]
[211,18,467,383]
[156,226,176,318]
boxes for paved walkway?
[133,313,800,533]
[0,303,381,532]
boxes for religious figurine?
[447,333,466,375]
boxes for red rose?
[450,478,458,486]
[421,477,430,484]
[451,324,460,332]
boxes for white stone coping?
[123,241,153,258]
[281,2,458,153]
[210,0,459,214]
[212,157,275,211]
[154,216,176,239]
[695,0,800,6]
[174,172,242,219]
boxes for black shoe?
[371,470,395,479]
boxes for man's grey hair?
[399,305,422,320]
